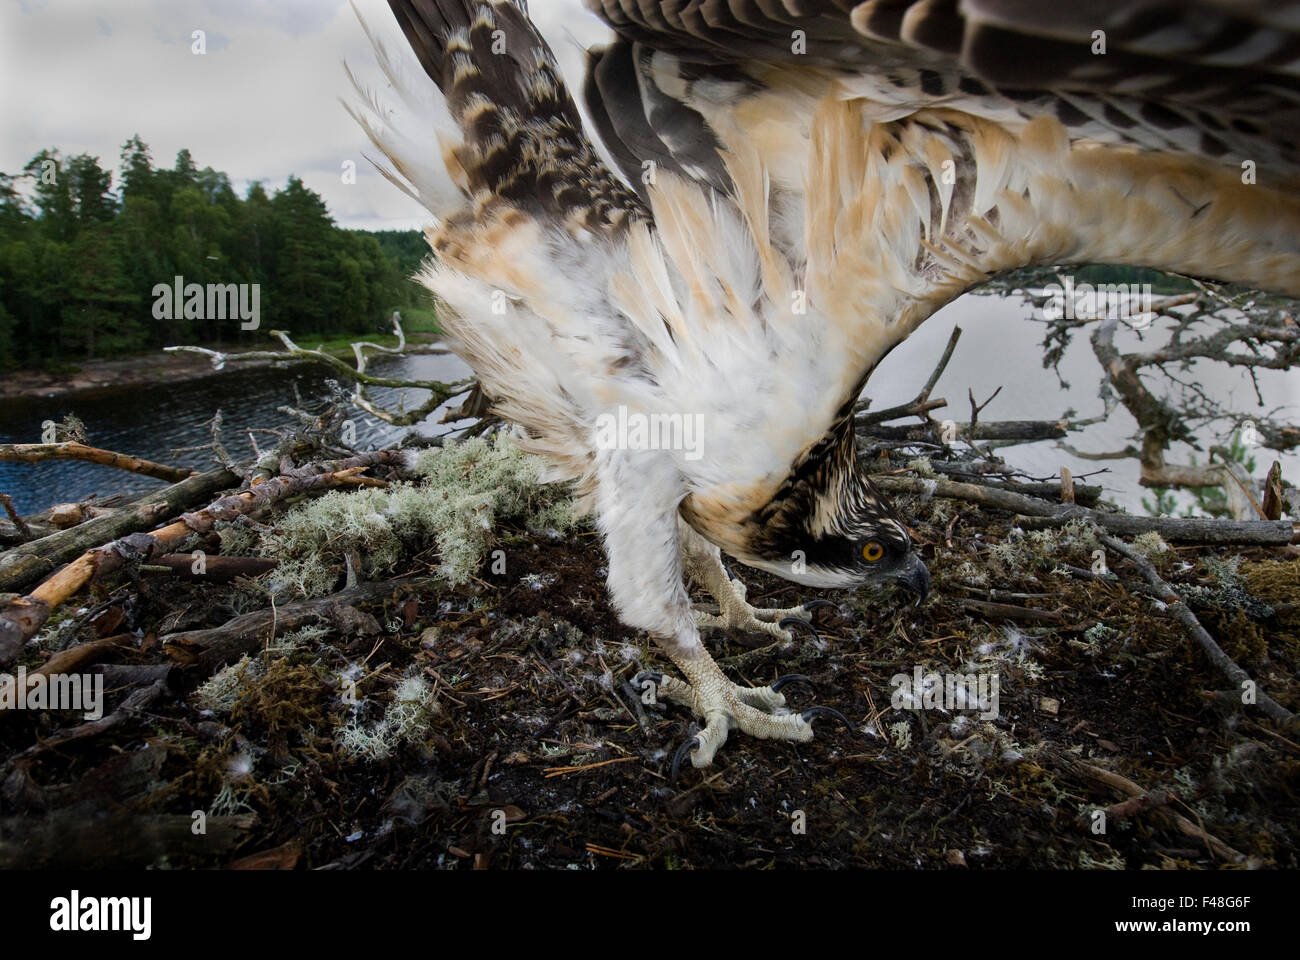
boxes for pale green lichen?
[907,457,937,479]
[265,624,330,657]
[1131,531,1169,558]
[336,672,440,761]
[194,654,264,714]
[890,721,913,751]
[215,520,261,557]
[260,433,577,597]
[1083,622,1121,649]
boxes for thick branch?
[0,467,240,594]
[0,451,407,665]
[870,475,1296,544]
[861,419,1068,443]
[163,577,434,674]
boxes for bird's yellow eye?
[862,540,884,563]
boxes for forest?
[0,135,429,370]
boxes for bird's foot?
[694,573,834,641]
[634,666,849,779]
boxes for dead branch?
[926,461,1104,504]
[869,475,1296,544]
[1013,511,1296,545]
[0,467,240,595]
[862,419,1068,444]
[0,451,408,666]
[1,674,172,772]
[0,812,257,869]
[856,326,962,426]
[0,441,194,483]
[0,494,32,543]
[21,635,128,679]
[1096,530,1294,724]
[1038,750,1246,863]
[163,577,434,674]
[140,554,278,582]
[166,313,472,427]
[957,598,1064,624]
[1087,310,1291,509]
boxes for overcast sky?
[1,0,613,230]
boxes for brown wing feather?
[586,0,1300,169]
[389,0,646,232]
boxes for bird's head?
[683,408,931,602]
[738,473,931,602]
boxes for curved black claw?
[632,671,664,693]
[801,599,838,616]
[670,736,700,784]
[777,617,821,641]
[800,705,853,730]
[770,673,815,694]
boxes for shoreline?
[0,334,445,401]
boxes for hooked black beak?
[892,554,930,603]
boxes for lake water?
[0,351,475,514]
[1,293,1296,516]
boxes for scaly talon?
[648,654,856,775]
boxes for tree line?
[0,135,430,370]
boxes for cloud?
[0,0,612,230]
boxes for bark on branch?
[870,475,1296,544]
[162,577,434,674]
[0,451,407,666]
[0,467,240,594]
[0,442,194,482]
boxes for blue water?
[0,351,472,514]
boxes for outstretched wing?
[352,0,646,232]
[585,0,1300,193]
[576,0,1300,531]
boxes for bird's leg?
[595,454,845,773]
[678,519,827,641]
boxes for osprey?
[351,0,1300,773]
